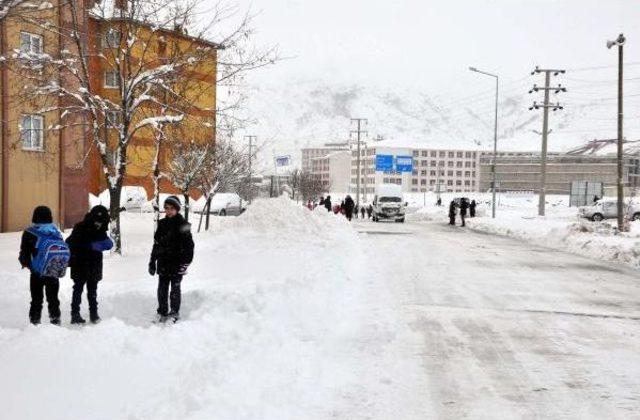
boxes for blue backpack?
[27,224,70,278]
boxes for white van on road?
[372,185,407,223]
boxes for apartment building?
[349,140,481,200]
[0,1,218,232]
[310,151,351,193]
[301,142,349,173]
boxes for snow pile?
[0,197,411,420]
[217,196,354,243]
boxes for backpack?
[27,225,70,278]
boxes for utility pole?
[244,135,257,204]
[469,66,499,218]
[350,118,368,207]
[608,33,626,231]
[529,66,566,216]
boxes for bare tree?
[288,169,324,203]
[10,0,277,252]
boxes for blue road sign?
[375,154,394,171]
[395,155,413,172]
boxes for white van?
[372,185,407,223]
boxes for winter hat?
[88,205,110,226]
[32,206,53,224]
[164,195,182,211]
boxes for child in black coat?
[19,206,62,325]
[66,205,113,324]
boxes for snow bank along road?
[0,199,638,419]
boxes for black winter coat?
[66,218,111,281]
[18,230,38,270]
[150,214,194,276]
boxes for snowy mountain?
[244,77,640,167]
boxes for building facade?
[0,1,218,232]
[310,150,351,193]
[349,140,481,201]
[479,151,640,195]
[301,142,349,173]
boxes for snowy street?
[1,200,639,419]
[356,218,640,419]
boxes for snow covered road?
[356,219,640,419]
[0,200,639,419]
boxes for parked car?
[578,199,640,221]
[208,193,246,216]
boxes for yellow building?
[0,1,218,232]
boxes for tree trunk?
[183,193,190,222]
[205,196,212,231]
[109,186,123,254]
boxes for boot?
[71,313,86,324]
[168,311,180,323]
[50,317,61,326]
[30,317,41,325]
[90,311,101,324]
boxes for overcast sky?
[233,0,640,93]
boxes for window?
[456,171,462,177]
[447,180,453,186]
[447,170,453,176]
[465,161,471,168]
[430,180,435,185]
[103,28,121,48]
[421,160,427,167]
[383,178,389,183]
[412,179,418,185]
[20,115,44,151]
[430,170,436,176]
[413,150,419,157]
[456,162,463,168]
[456,180,462,186]
[412,170,418,176]
[465,171,471,177]
[421,151,428,157]
[104,71,120,88]
[465,152,472,158]
[448,152,454,158]
[431,160,437,166]
[430,151,437,157]
[421,179,426,185]
[465,180,471,186]
[421,170,427,176]
[106,110,122,128]
[20,32,43,54]
[457,152,463,158]
[439,151,446,158]
[447,161,453,167]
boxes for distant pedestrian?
[448,201,457,226]
[437,197,442,207]
[319,196,325,206]
[367,204,373,219]
[469,200,477,218]
[460,199,469,227]
[324,195,332,212]
[306,200,313,210]
[344,195,355,221]
[19,206,67,325]
[361,206,366,219]
[593,195,600,204]
[354,204,359,219]
[66,205,113,324]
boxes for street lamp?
[469,66,499,218]
[607,33,626,231]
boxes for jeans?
[29,274,60,322]
[157,275,182,316]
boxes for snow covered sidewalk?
[409,193,640,268]
[0,198,426,420]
